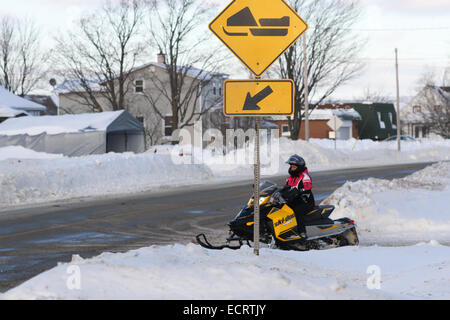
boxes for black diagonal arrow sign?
[243,85,273,110]
[223,79,294,116]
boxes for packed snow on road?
[1,138,449,299]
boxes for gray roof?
[55,61,228,95]
[131,62,229,81]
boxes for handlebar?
[272,191,286,204]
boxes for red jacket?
[285,168,312,192]
[282,168,315,209]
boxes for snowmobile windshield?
[257,180,277,196]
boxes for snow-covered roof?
[309,108,362,121]
[0,106,29,118]
[270,108,361,121]
[53,80,106,94]
[0,85,47,112]
[431,86,450,101]
[0,110,125,136]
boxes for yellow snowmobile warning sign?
[209,0,308,77]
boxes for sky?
[0,0,449,102]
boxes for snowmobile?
[196,180,359,251]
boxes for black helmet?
[286,154,306,176]
[286,154,305,167]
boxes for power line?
[356,58,450,61]
[342,27,450,32]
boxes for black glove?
[300,193,310,203]
[272,191,286,204]
[281,187,301,203]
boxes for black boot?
[297,223,306,239]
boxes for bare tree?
[358,87,393,103]
[417,86,450,139]
[0,16,48,96]
[276,0,366,139]
[144,0,226,132]
[52,0,146,113]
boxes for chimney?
[157,52,166,64]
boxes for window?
[413,105,421,113]
[389,112,396,129]
[163,115,173,137]
[136,116,145,126]
[281,124,290,136]
[422,127,428,138]
[134,79,144,93]
[377,112,385,129]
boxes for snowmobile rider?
[279,154,315,238]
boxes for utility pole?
[303,34,309,141]
[334,117,337,150]
[395,48,401,151]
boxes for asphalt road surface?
[0,161,435,292]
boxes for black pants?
[292,202,314,234]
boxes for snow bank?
[279,137,450,172]
[2,241,449,300]
[0,152,213,207]
[0,146,64,161]
[322,162,450,244]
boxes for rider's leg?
[293,203,307,238]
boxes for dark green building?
[352,103,398,140]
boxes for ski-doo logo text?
[274,214,295,227]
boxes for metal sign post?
[253,117,260,255]
[327,116,343,150]
[334,117,337,150]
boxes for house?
[401,86,450,139]
[54,54,228,147]
[25,94,59,115]
[352,103,398,140]
[269,103,361,140]
[0,85,47,123]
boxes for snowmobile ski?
[195,233,250,250]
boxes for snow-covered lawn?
[1,138,449,299]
